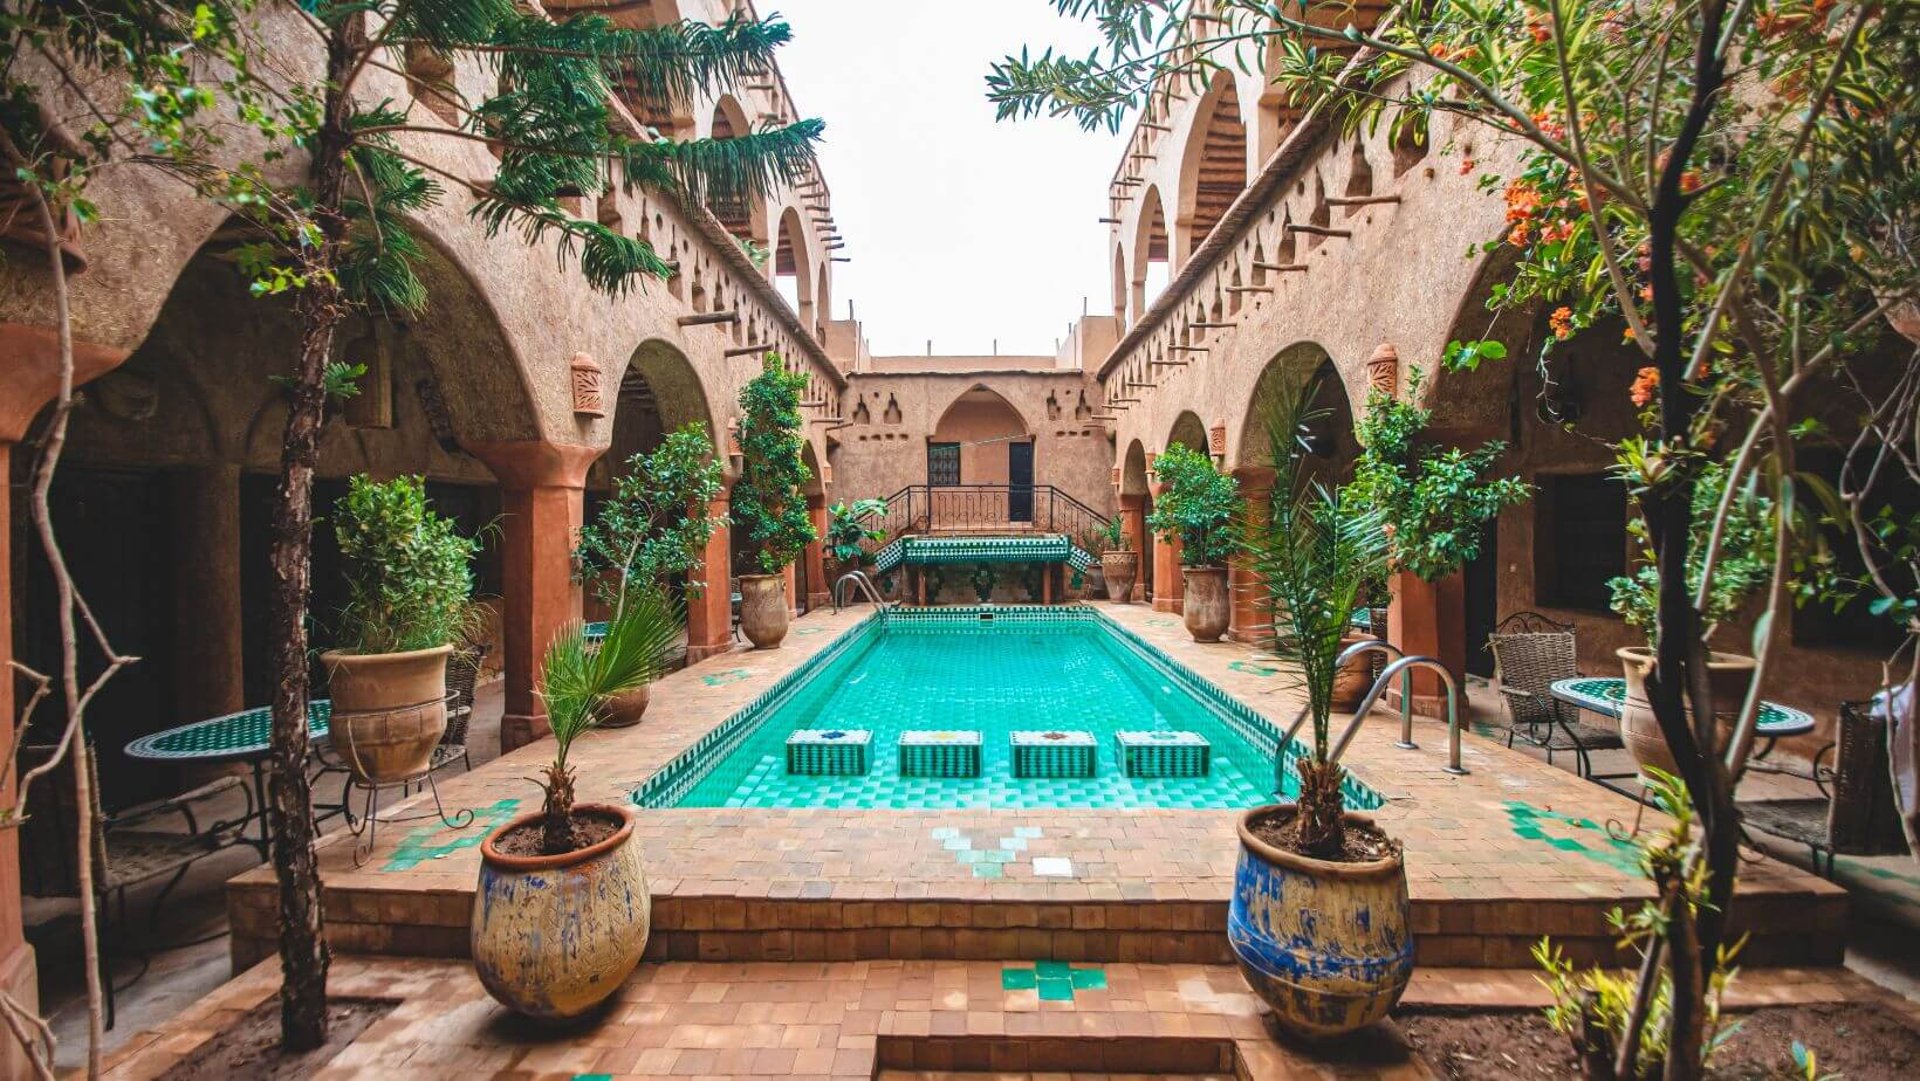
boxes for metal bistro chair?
[1487,612,1625,779]
[1740,698,1909,876]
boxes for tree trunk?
[265,12,364,1053]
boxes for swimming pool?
[633,606,1382,812]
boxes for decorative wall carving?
[570,352,605,417]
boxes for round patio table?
[1549,676,1815,766]
[124,700,333,859]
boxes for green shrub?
[332,474,480,654]
[574,422,726,613]
[733,353,816,575]
[1145,443,1241,568]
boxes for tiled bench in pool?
[899,730,982,778]
[785,729,871,776]
[1116,730,1211,778]
[1011,730,1097,779]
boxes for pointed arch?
[1176,71,1249,264]
[931,385,1031,489]
[1167,410,1209,455]
[1133,185,1170,321]
[773,206,815,331]
[704,95,767,248]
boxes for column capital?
[464,439,603,490]
[0,322,128,442]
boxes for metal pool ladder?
[1274,641,1468,791]
[833,570,893,618]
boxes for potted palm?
[1098,516,1138,603]
[1608,460,1772,773]
[824,498,888,580]
[1146,443,1242,640]
[574,422,725,726]
[321,475,480,786]
[471,588,681,1020]
[732,353,817,648]
[1236,370,1408,1039]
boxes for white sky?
[771,1,1128,357]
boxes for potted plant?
[1608,459,1773,773]
[1236,370,1407,1039]
[1146,443,1242,641]
[1097,516,1138,603]
[824,498,888,580]
[321,474,481,786]
[731,354,817,648]
[471,589,681,1020]
[574,422,725,726]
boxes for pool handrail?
[1277,639,1413,749]
[1273,644,1467,785]
[833,570,892,615]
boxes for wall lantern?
[569,352,605,418]
[1365,343,1400,398]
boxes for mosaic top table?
[1548,676,1817,769]
[125,700,333,858]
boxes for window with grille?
[928,442,960,487]
[1535,472,1626,611]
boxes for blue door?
[1008,441,1034,522]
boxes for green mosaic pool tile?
[1003,961,1106,1000]
[572,1075,612,1081]
[382,798,521,872]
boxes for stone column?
[1149,483,1183,613]
[465,440,601,751]
[783,562,798,615]
[685,492,733,662]
[1229,466,1275,644]
[1117,493,1147,601]
[170,463,246,722]
[802,497,830,610]
[1387,569,1467,718]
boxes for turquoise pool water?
[635,608,1382,812]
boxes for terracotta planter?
[1618,646,1757,775]
[1182,566,1230,642]
[472,802,649,1020]
[1229,806,1412,1039]
[1102,551,1139,603]
[320,645,450,785]
[600,681,651,729]
[738,573,790,649]
[1331,632,1379,712]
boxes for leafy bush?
[1346,370,1530,583]
[732,354,816,575]
[1609,458,1774,645]
[574,422,725,613]
[1145,443,1241,568]
[332,474,480,654]
[1099,515,1129,553]
[825,498,888,568]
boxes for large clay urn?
[1229,806,1412,1039]
[1617,646,1758,774]
[738,573,790,648]
[320,645,450,785]
[1331,632,1379,711]
[599,682,651,728]
[1102,551,1139,603]
[1182,566,1231,642]
[472,802,650,1020]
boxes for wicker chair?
[1740,699,1910,876]
[1487,613,1625,778]
[429,643,488,775]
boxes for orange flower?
[1630,366,1659,406]
[1508,221,1532,247]
[1550,306,1574,340]
[1460,157,1476,175]
[1680,171,1703,193]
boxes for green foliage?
[733,354,816,576]
[1242,370,1392,839]
[1346,370,1531,583]
[1534,770,1741,1079]
[1145,443,1241,567]
[574,422,726,614]
[535,587,681,847]
[331,474,481,654]
[1609,460,1774,645]
[1099,515,1129,553]
[825,499,888,568]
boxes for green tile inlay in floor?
[381,797,521,872]
[1002,960,1108,1000]
[1228,660,1279,677]
[1504,799,1642,876]
[701,667,754,687]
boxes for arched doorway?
[798,441,829,610]
[1120,438,1152,601]
[773,207,814,331]
[1133,186,1170,322]
[704,96,768,249]
[930,386,1032,527]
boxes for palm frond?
[535,589,684,767]
[622,118,823,204]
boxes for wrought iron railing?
[857,485,1111,558]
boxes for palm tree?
[1242,369,1390,857]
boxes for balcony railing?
[858,485,1110,556]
